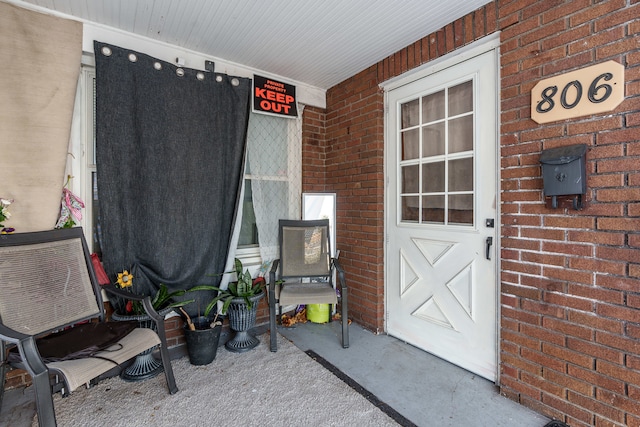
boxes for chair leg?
[0,340,6,413]
[32,371,56,427]
[269,287,278,352]
[341,290,349,348]
[19,339,56,427]
[154,320,178,394]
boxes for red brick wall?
[315,3,497,333]
[309,1,640,425]
[499,1,640,426]
[321,64,386,330]
[302,106,328,192]
[4,364,30,390]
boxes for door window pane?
[402,165,419,193]
[422,122,445,156]
[402,196,419,222]
[448,194,473,225]
[422,162,445,193]
[402,129,419,160]
[449,80,473,116]
[422,90,445,123]
[449,115,473,153]
[401,99,419,128]
[422,195,444,224]
[448,158,473,192]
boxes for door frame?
[381,33,502,383]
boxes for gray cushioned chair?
[0,227,178,427]
[268,219,348,352]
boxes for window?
[241,110,302,261]
[399,80,474,226]
[75,63,301,263]
[238,180,258,247]
[71,64,101,255]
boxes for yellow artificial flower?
[117,270,134,288]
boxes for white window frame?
[64,59,96,251]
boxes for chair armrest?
[332,258,347,291]
[103,284,144,301]
[0,322,29,345]
[0,323,48,382]
[269,259,280,291]
[102,284,163,322]
[141,298,163,322]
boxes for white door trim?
[383,34,501,384]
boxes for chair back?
[0,228,103,336]
[278,219,331,279]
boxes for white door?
[385,48,498,381]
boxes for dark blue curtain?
[94,41,250,316]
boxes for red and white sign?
[253,75,298,118]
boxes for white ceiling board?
[7,0,491,91]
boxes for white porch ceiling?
[9,0,490,90]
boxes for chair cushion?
[46,328,161,392]
[279,282,338,306]
[8,320,139,364]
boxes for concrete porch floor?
[1,321,551,426]
[278,321,550,426]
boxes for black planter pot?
[184,316,223,365]
[225,291,265,353]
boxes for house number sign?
[531,60,624,124]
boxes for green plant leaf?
[186,285,222,292]
[203,299,218,317]
[152,284,167,307]
[165,299,195,309]
[221,296,233,314]
[197,258,265,316]
[234,258,243,276]
[243,270,252,286]
[228,282,238,295]
[153,284,190,309]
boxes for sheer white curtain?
[246,106,304,265]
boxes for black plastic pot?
[184,316,222,365]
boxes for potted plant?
[179,308,223,365]
[108,269,197,317]
[190,258,266,353]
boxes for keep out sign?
[253,75,298,118]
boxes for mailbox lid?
[540,144,587,165]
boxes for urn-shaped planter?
[225,291,265,353]
[188,259,266,353]
[111,307,174,381]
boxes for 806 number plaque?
[531,60,624,124]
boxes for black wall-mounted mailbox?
[540,144,587,210]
